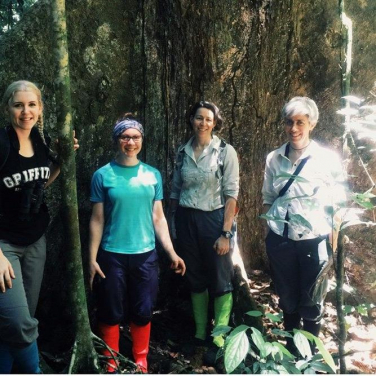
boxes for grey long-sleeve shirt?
[170,135,239,211]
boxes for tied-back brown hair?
[186,101,223,131]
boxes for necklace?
[289,141,311,151]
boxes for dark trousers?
[175,206,234,296]
[265,230,332,321]
[95,249,159,326]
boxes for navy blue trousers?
[175,206,234,296]
[265,231,332,321]
[95,249,159,326]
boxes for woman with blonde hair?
[0,80,78,373]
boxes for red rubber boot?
[97,322,120,373]
[130,322,151,373]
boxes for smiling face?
[117,128,143,159]
[284,114,315,149]
[7,91,42,132]
[190,107,216,140]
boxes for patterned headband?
[112,119,144,141]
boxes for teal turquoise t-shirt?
[90,160,163,254]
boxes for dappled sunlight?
[246,271,376,374]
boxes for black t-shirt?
[0,127,52,246]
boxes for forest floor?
[39,228,376,374]
[125,232,376,375]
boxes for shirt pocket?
[201,165,219,189]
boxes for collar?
[7,125,44,151]
[277,140,319,159]
[183,134,221,152]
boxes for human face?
[117,128,143,158]
[284,114,315,149]
[191,107,215,139]
[7,91,42,132]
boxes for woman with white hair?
[261,97,346,354]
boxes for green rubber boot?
[213,292,233,347]
[191,290,209,340]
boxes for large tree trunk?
[0,0,375,367]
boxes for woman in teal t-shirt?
[89,113,185,373]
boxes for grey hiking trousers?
[0,235,46,345]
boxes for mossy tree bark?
[52,0,99,373]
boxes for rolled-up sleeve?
[222,145,239,200]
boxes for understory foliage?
[0,0,36,33]
[216,311,336,374]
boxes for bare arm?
[0,248,15,293]
[213,196,237,255]
[88,202,106,288]
[153,200,186,275]
[45,163,60,188]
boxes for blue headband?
[112,119,144,141]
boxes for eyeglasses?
[118,135,142,143]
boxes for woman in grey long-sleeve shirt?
[170,101,239,363]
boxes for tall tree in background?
[51,0,99,372]
[0,0,375,370]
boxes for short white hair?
[282,97,319,125]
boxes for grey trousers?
[0,235,46,345]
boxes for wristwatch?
[221,230,233,239]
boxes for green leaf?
[309,361,335,373]
[251,327,266,357]
[226,325,250,341]
[295,359,310,371]
[263,342,274,358]
[280,360,302,374]
[289,214,313,231]
[298,329,315,342]
[265,313,282,322]
[246,310,263,317]
[212,325,232,337]
[351,192,375,209]
[304,367,315,374]
[356,304,368,316]
[343,305,355,314]
[293,331,312,359]
[272,341,294,359]
[313,337,336,373]
[275,172,310,183]
[259,214,289,224]
[253,362,260,374]
[260,370,278,374]
[271,329,293,338]
[224,330,250,374]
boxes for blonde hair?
[2,80,47,145]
